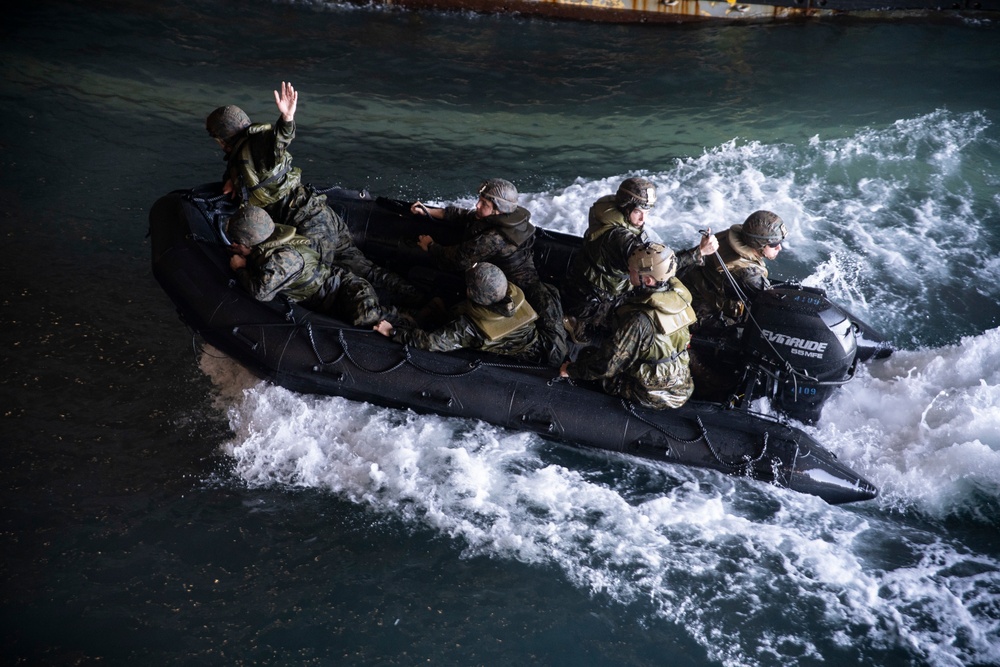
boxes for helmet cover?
[740,210,786,249]
[615,177,657,211]
[478,178,519,214]
[628,242,677,284]
[206,105,251,143]
[226,206,275,247]
[466,262,508,305]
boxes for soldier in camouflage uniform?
[227,206,394,327]
[207,82,425,308]
[679,210,786,329]
[373,263,545,364]
[560,243,696,410]
[561,177,718,345]
[408,178,567,367]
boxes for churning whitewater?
[208,112,1000,667]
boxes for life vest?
[462,284,538,342]
[466,206,535,246]
[458,206,538,280]
[227,124,302,208]
[576,195,645,296]
[615,279,696,409]
[618,279,696,365]
[252,224,328,301]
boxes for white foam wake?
[198,111,1000,665]
[200,331,1000,667]
[809,328,1000,518]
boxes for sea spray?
[204,114,1000,665]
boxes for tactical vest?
[612,278,695,409]
[456,207,537,280]
[619,278,697,407]
[619,279,696,360]
[252,225,328,302]
[463,284,538,342]
[684,226,767,320]
[576,195,645,296]
[466,206,535,246]
[228,124,302,208]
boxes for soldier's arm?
[566,311,652,381]
[675,246,703,272]
[676,229,718,271]
[273,116,295,159]
[394,315,483,353]
[428,230,505,272]
[242,248,304,302]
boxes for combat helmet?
[739,210,786,249]
[206,105,251,143]
[628,242,677,285]
[615,177,657,211]
[226,206,275,247]
[466,262,508,305]
[478,178,519,214]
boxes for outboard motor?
[740,285,858,423]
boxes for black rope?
[336,328,409,374]
[303,322,346,367]
[400,351,485,378]
[622,399,772,470]
[192,191,231,206]
[477,358,551,372]
[620,399,706,445]
[699,417,770,469]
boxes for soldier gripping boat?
[149,182,890,505]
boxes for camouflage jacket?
[233,225,323,302]
[679,225,770,325]
[566,281,695,409]
[393,285,544,363]
[564,195,703,302]
[224,118,301,209]
[430,206,539,288]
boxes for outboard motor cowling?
[742,285,858,422]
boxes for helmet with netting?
[740,210,786,249]
[226,206,275,247]
[478,178,519,214]
[466,262,508,305]
[628,242,677,285]
[615,177,657,211]
[206,105,251,143]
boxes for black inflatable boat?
[149,184,888,504]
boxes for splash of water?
[202,331,1000,666]
[201,112,1000,666]
[811,328,1000,519]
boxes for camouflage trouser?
[334,246,428,310]
[306,266,397,328]
[607,356,694,410]
[276,190,428,312]
[268,188,352,267]
[522,280,568,367]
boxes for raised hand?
[274,81,298,122]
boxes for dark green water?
[2,1,999,665]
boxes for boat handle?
[419,390,454,407]
[232,326,258,351]
[520,415,556,433]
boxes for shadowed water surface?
[2,1,999,665]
